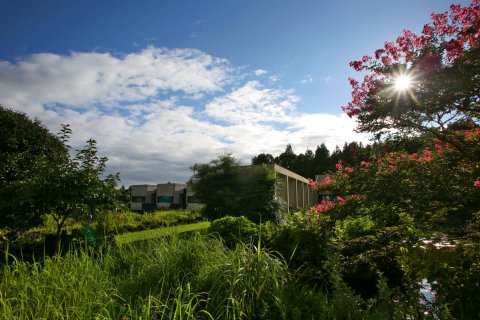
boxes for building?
[239,164,317,213]
[130,183,202,212]
[130,164,317,213]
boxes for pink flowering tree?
[292,1,480,312]
[303,132,480,305]
[311,131,480,228]
[343,0,480,157]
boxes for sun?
[394,75,411,91]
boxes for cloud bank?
[0,47,367,185]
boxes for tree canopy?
[343,1,480,149]
[251,142,372,179]
[0,108,121,248]
[189,154,279,222]
[0,106,66,185]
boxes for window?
[157,195,174,203]
[131,196,145,203]
[187,196,201,203]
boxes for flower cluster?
[307,195,363,217]
[309,176,335,191]
[342,0,480,118]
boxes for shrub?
[208,216,258,247]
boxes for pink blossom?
[323,176,334,185]
[418,147,433,162]
[335,160,343,171]
[343,1,480,120]
[474,180,480,187]
[314,200,336,213]
[360,161,370,167]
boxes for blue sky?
[0,0,470,185]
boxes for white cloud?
[0,47,367,185]
[254,69,267,76]
[205,81,298,124]
[269,75,281,82]
[286,113,369,152]
[322,75,334,83]
[0,47,230,113]
[300,74,314,84]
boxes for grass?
[106,209,202,230]
[1,209,201,243]
[115,221,211,245]
[0,234,336,319]
[0,231,428,319]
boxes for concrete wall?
[186,190,203,210]
[243,164,316,213]
[130,164,317,213]
[130,184,157,211]
[156,183,186,208]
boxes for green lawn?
[115,221,210,245]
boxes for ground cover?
[115,221,210,245]
[0,210,203,261]
[0,233,422,319]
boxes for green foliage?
[338,216,375,239]
[208,216,258,247]
[115,221,210,245]
[31,125,121,247]
[0,106,66,184]
[0,106,67,230]
[189,154,240,221]
[269,215,333,279]
[0,109,121,250]
[2,231,439,319]
[189,154,280,222]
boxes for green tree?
[251,153,275,165]
[189,154,240,221]
[189,154,280,222]
[0,111,120,249]
[0,106,67,230]
[313,143,332,174]
[0,106,66,185]
[34,125,121,247]
[275,144,297,170]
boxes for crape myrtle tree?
[340,0,480,211]
[343,0,480,160]
[301,2,480,316]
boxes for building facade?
[130,164,317,213]
[130,183,202,212]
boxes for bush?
[189,155,281,222]
[208,216,259,247]
[269,215,333,289]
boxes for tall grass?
[0,233,416,319]
[0,250,118,319]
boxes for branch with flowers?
[343,0,480,152]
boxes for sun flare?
[394,75,411,91]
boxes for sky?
[0,0,470,186]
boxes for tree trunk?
[54,216,67,254]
